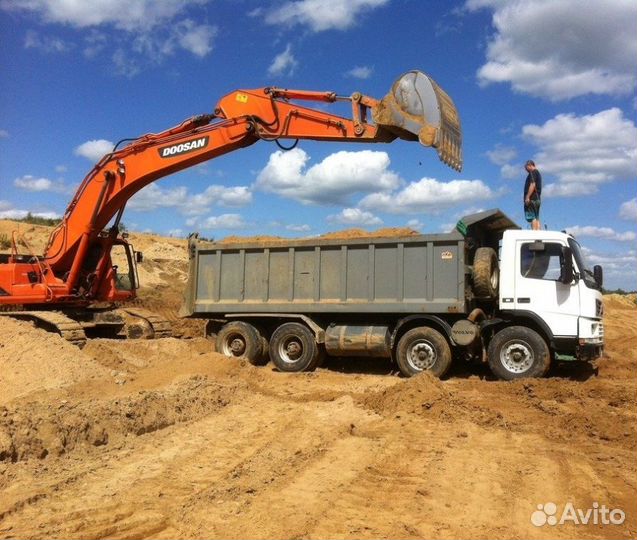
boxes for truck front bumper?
[576,341,604,361]
[577,318,604,361]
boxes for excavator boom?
[0,70,462,326]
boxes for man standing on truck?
[523,160,542,230]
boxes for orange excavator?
[0,70,462,346]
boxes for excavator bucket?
[373,70,463,171]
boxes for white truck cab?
[498,229,604,364]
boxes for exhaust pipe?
[373,70,463,172]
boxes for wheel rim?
[490,266,499,289]
[221,333,246,357]
[500,339,534,373]
[278,336,303,364]
[406,339,437,371]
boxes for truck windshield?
[568,238,598,290]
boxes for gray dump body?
[181,209,517,318]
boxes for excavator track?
[1,307,171,347]
[0,310,87,348]
[115,308,172,339]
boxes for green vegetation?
[11,213,61,227]
[603,288,637,295]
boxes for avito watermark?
[531,502,625,527]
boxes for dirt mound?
[137,239,187,261]
[0,375,232,462]
[0,220,53,255]
[603,293,637,311]
[213,227,420,245]
[359,371,449,415]
[320,226,419,240]
[0,318,111,404]
[218,234,287,245]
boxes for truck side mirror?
[135,251,143,263]
[560,246,574,284]
[593,265,603,288]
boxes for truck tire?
[269,322,321,373]
[216,321,265,365]
[396,327,452,378]
[487,326,550,380]
[473,247,499,299]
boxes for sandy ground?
[0,220,635,539]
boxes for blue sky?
[0,0,635,290]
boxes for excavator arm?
[0,70,462,306]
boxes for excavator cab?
[374,70,462,171]
[109,240,139,294]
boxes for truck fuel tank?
[325,325,391,358]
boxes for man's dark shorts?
[525,198,541,222]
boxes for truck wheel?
[473,247,499,299]
[396,327,452,378]
[216,321,264,366]
[487,326,550,380]
[270,322,321,373]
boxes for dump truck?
[181,209,605,380]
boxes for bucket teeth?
[437,127,463,172]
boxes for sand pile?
[0,318,111,404]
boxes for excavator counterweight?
[374,71,462,171]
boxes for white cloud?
[112,48,140,78]
[522,108,637,195]
[360,177,497,214]
[173,19,216,57]
[565,225,636,242]
[619,198,637,221]
[3,0,207,31]
[3,1,217,75]
[13,175,52,191]
[542,183,598,198]
[74,139,114,161]
[499,163,519,180]
[406,219,424,231]
[24,29,70,52]
[345,65,373,79]
[467,0,637,100]
[265,0,389,32]
[583,246,637,290]
[0,200,60,220]
[255,148,401,205]
[130,19,216,60]
[199,214,247,230]
[327,208,383,226]
[268,44,297,77]
[286,223,312,232]
[13,175,69,193]
[128,183,252,215]
[486,144,517,166]
[83,30,107,58]
[0,129,8,138]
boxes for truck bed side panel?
[187,235,466,315]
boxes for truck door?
[514,240,580,337]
